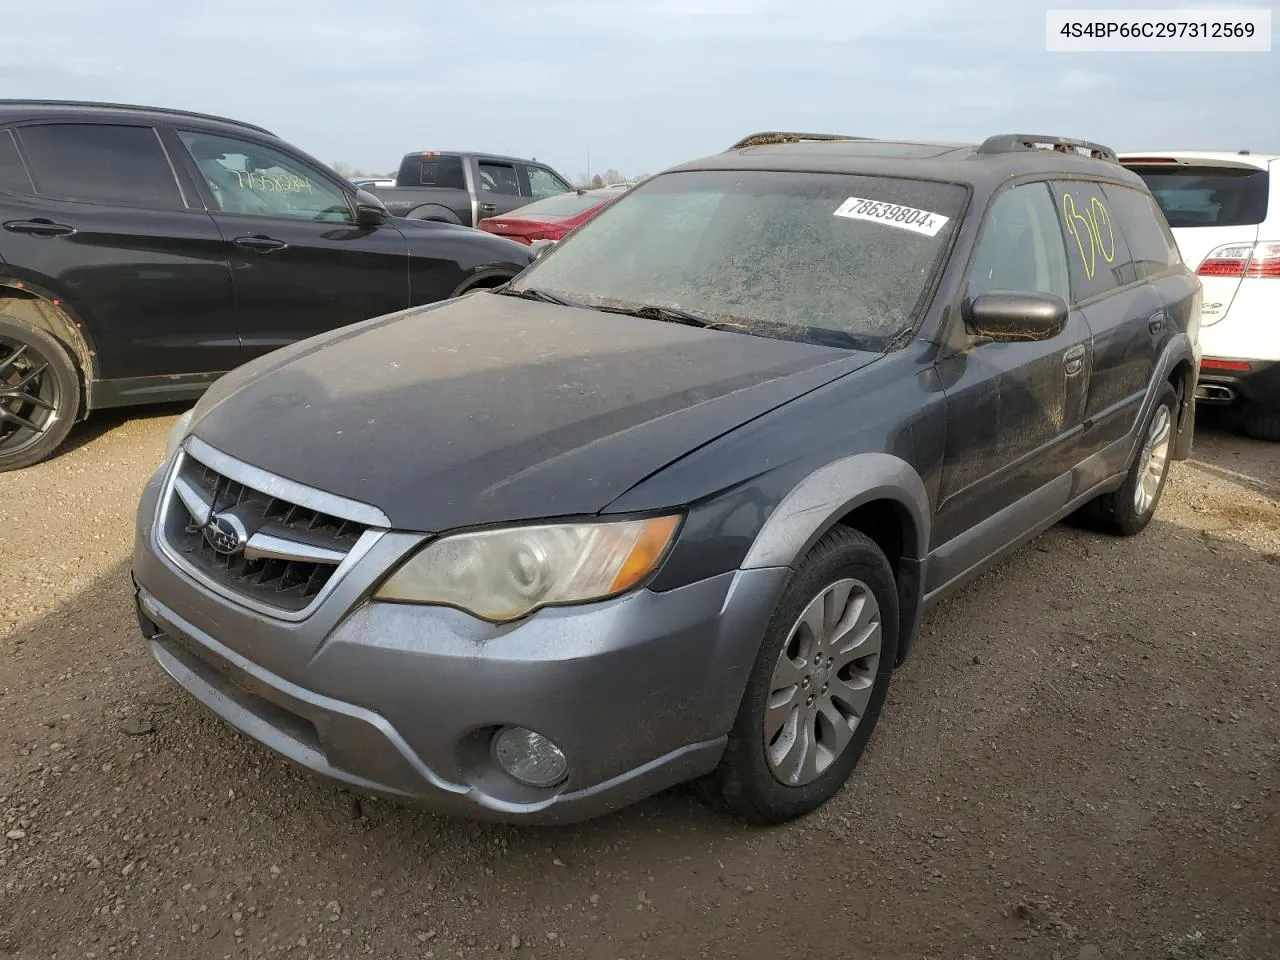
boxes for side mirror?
[354,189,389,226]
[964,291,1069,342]
[529,238,556,259]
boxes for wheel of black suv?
[1081,382,1179,537]
[700,527,899,824]
[1243,410,1280,442]
[0,316,80,472]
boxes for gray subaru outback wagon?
[132,132,1201,824]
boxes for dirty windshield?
[509,169,967,349]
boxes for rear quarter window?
[1129,165,1270,228]
[0,129,33,195]
[1102,183,1182,278]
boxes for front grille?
[159,445,374,615]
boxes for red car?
[477,186,625,245]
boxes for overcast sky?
[3,0,1276,181]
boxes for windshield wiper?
[497,287,577,306]
[597,303,728,329]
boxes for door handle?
[1148,309,1166,336]
[478,203,497,213]
[233,235,288,253]
[1063,345,1086,377]
[4,218,76,238]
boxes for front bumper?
[1195,358,1280,413]
[131,466,789,824]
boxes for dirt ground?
[1,407,1277,960]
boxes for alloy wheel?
[1134,404,1172,516]
[0,334,62,458]
[763,578,883,787]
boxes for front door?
[520,163,573,202]
[931,182,1091,587]
[169,128,411,362]
[3,121,237,382]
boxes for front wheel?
[0,316,80,472]
[699,527,898,823]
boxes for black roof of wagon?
[675,131,1149,191]
[0,100,276,138]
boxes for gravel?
[0,405,1276,959]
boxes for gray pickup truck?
[365,151,575,226]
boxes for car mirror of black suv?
[964,291,1069,343]
[354,189,390,227]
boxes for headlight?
[164,409,195,463]
[374,515,681,622]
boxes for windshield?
[509,170,967,349]
[1127,165,1270,228]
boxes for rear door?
[1049,179,1165,453]
[472,157,530,221]
[170,128,412,361]
[1101,180,1196,355]
[1,121,237,382]
[1121,157,1269,327]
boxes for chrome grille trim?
[184,435,391,528]
[153,439,389,622]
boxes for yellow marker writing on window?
[1061,192,1116,280]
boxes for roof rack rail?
[729,131,869,151]
[0,99,275,137]
[976,133,1117,164]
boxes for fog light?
[492,726,568,788]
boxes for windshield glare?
[511,170,967,349]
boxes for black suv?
[132,132,1202,824]
[0,100,533,471]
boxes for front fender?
[741,452,931,569]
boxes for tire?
[0,316,81,472]
[1243,410,1280,442]
[1081,382,1178,537]
[699,527,899,824]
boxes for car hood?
[188,294,877,532]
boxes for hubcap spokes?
[0,338,59,453]
[1134,405,1172,515]
[764,578,882,787]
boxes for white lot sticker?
[833,197,950,237]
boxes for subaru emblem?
[204,511,249,556]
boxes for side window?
[967,182,1071,303]
[1049,181,1138,301]
[525,166,571,199]
[178,131,352,223]
[16,123,183,210]
[0,129,34,195]
[417,155,465,190]
[477,160,521,196]
[1102,183,1182,276]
